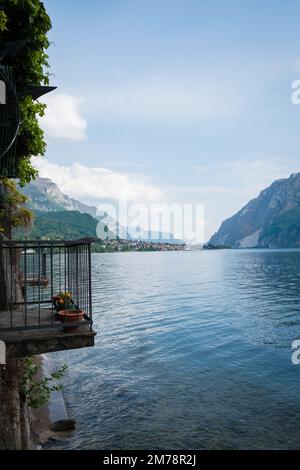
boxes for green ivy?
[17,97,47,185]
[0,0,52,185]
[0,178,33,233]
[0,10,8,31]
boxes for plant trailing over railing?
[22,357,67,409]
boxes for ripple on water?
[46,250,300,450]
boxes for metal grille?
[0,65,21,178]
[0,239,93,332]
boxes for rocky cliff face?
[209,173,300,248]
[20,178,130,239]
[21,177,98,217]
[20,177,179,242]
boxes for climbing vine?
[0,179,33,234]
[0,1,52,236]
[0,10,7,31]
[0,0,52,185]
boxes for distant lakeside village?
[93,238,187,252]
[93,239,231,253]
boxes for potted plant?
[53,291,73,310]
[52,292,84,332]
[58,304,84,333]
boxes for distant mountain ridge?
[20,177,182,243]
[209,172,300,248]
[17,210,99,240]
[21,177,98,217]
[18,177,113,240]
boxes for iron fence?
[0,238,93,332]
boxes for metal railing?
[0,238,94,332]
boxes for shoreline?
[31,355,74,449]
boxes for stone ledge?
[1,329,97,357]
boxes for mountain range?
[19,177,181,242]
[209,172,300,248]
[21,171,300,248]
[18,177,127,240]
[21,177,98,217]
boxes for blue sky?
[38,0,300,240]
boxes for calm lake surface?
[47,250,300,449]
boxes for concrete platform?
[0,308,96,357]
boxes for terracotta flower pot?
[58,309,84,333]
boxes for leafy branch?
[0,178,33,234]
[0,10,8,32]
[22,357,68,409]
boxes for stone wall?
[0,357,31,450]
[0,244,24,311]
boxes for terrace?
[0,238,96,357]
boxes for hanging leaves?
[0,0,52,185]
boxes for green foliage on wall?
[0,0,52,185]
[0,10,7,32]
[0,179,33,234]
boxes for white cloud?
[39,94,87,142]
[34,155,299,242]
[35,158,164,205]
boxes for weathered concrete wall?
[0,244,23,311]
[5,330,96,357]
[0,357,30,450]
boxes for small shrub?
[22,357,67,409]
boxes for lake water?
[46,249,300,449]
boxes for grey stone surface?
[49,419,76,432]
[0,307,96,357]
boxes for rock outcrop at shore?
[209,173,300,248]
